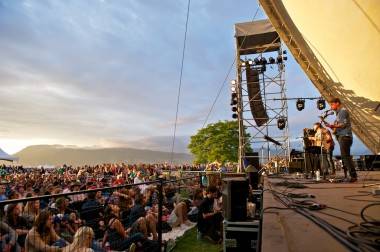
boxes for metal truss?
[236,49,290,172]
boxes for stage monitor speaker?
[246,67,269,127]
[244,152,260,189]
[289,160,304,173]
[364,155,380,170]
[222,177,249,221]
[244,152,260,168]
[244,152,260,190]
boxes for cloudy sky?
[0,0,370,155]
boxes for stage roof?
[235,19,281,55]
[259,0,380,153]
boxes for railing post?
[178,171,181,194]
[199,172,203,188]
[158,178,163,250]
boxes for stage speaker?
[244,152,260,189]
[289,160,304,173]
[364,155,380,170]
[246,67,268,127]
[223,177,249,221]
[244,152,260,169]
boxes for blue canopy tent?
[0,148,18,162]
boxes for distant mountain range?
[14,145,193,166]
[122,136,190,154]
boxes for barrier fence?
[0,173,203,252]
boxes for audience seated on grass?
[0,162,230,251]
[62,226,95,252]
[197,185,223,243]
[25,209,68,252]
[167,200,193,228]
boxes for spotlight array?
[239,51,288,67]
[293,98,327,111]
[230,80,238,119]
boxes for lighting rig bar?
[271,97,327,111]
[272,97,322,101]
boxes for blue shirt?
[334,108,352,137]
[0,194,7,201]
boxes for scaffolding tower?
[234,20,290,172]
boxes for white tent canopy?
[0,148,18,162]
[259,0,380,154]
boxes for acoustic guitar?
[319,114,336,151]
[319,112,337,135]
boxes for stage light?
[248,59,254,65]
[230,80,237,93]
[268,57,276,64]
[317,99,326,110]
[260,57,267,65]
[231,93,237,105]
[277,55,287,64]
[277,117,286,130]
[296,99,305,111]
[240,59,246,67]
[277,55,283,63]
[261,65,266,72]
[231,89,238,118]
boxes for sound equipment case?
[223,189,263,252]
[223,219,261,252]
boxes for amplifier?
[223,220,260,252]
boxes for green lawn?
[171,228,222,252]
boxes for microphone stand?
[296,135,308,178]
[319,111,332,180]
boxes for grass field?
[172,228,222,252]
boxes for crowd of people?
[0,163,233,252]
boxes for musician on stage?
[308,122,334,178]
[324,98,357,182]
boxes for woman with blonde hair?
[23,194,40,228]
[62,226,94,252]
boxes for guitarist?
[309,122,334,178]
[319,116,336,176]
[324,98,357,182]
